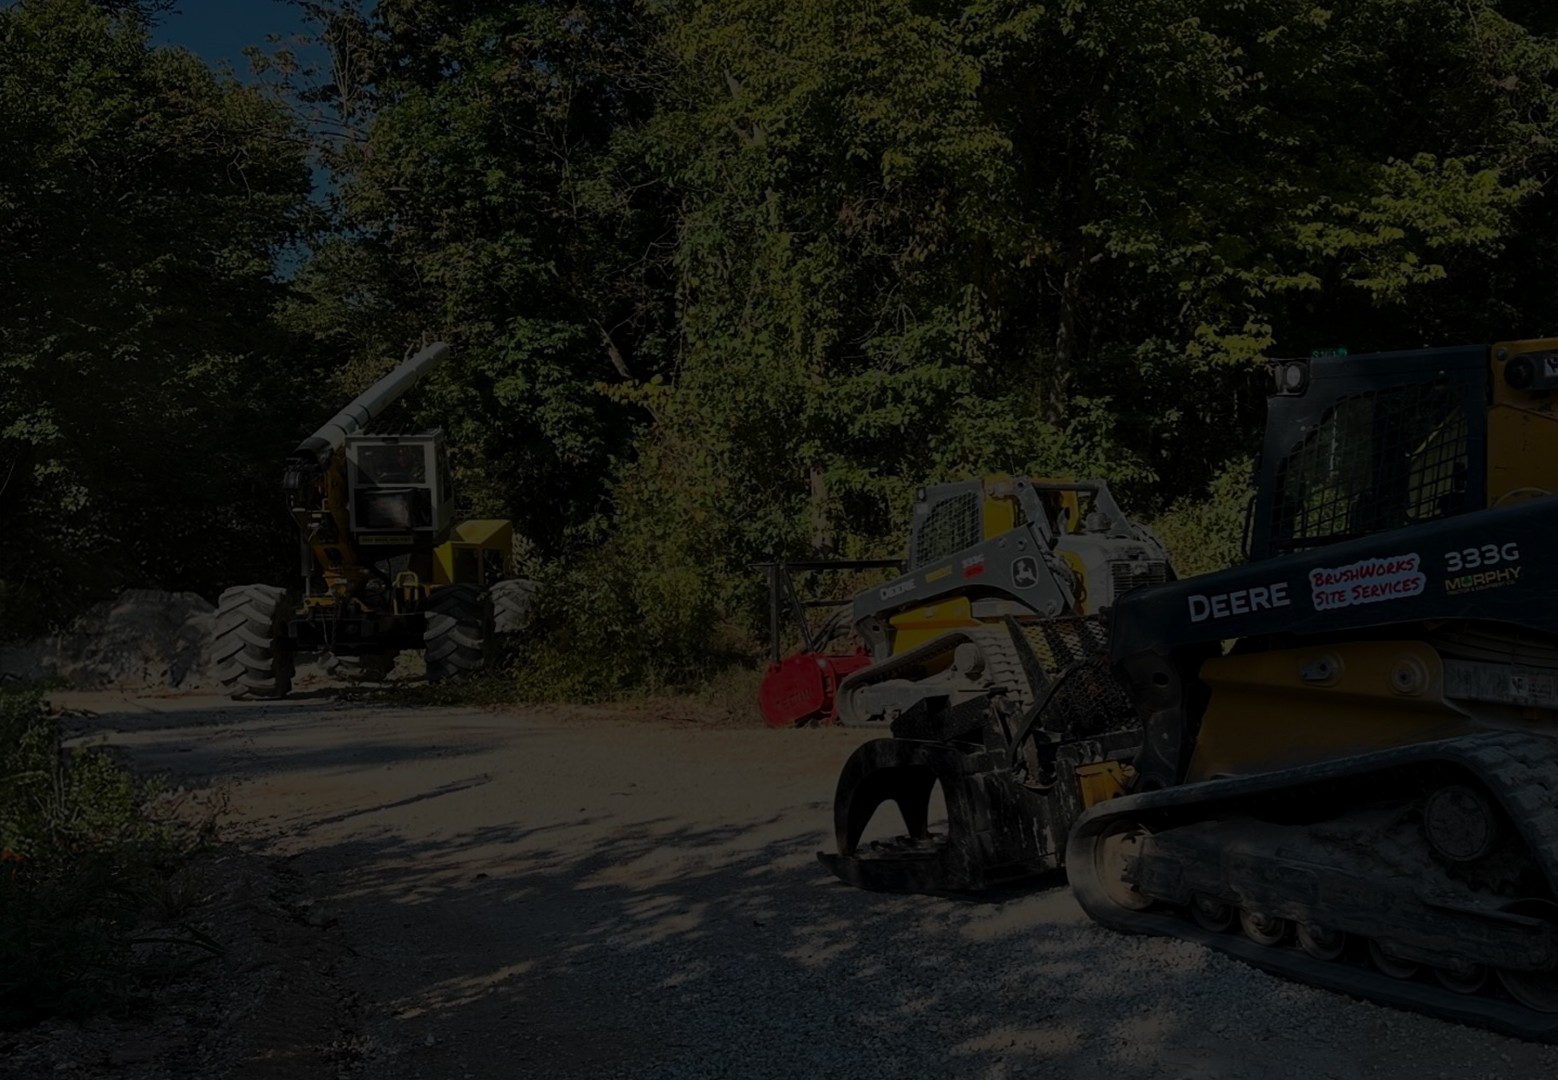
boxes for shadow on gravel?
[84,710,513,788]
[283,818,1271,1080]
[77,695,1558,1080]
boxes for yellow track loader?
[757,478,1169,728]
[212,343,536,698]
[822,337,1558,1039]
[830,476,1170,731]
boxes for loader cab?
[1251,346,1485,561]
[1249,338,1558,562]
[908,477,1080,569]
[344,431,455,542]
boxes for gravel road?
[38,691,1558,1080]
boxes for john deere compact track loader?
[212,343,536,698]
[757,477,1170,729]
[822,337,1558,1039]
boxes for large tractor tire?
[490,578,540,636]
[213,585,294,700]
[423,583,493,684]
[321,651,398,683]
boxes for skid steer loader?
[757,479,1170,728]
[211,343,537,698]
[821,337,1558,1039]
[833,476,1170,730]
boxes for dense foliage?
[6,0,1558,689]
[0,0,314,634]
[0,686,216,1026]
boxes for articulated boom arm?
[282,342,453,584]
[284,341,452,482]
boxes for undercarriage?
[1068,732,1558,1038]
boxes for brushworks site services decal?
[1310,554,1426,612]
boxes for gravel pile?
[0,589,215,690]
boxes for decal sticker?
[879,578,917,600]
[1444,542,1519,573]
[1511,668,1558,707]
[962,554,986,579]
[924,565,952,583]
[1310,554,1425,612]
[1011,556,1041,589]
[1444,566,1521,595]
[1187,582,1291,623]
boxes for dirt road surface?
[19,691,1558,1080]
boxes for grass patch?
[0,685,223,1029]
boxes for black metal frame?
[1110,487,1558,663]
[286,606,425,655]
[754,560,905,663]
[1250,344,1489,561]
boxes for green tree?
[0,0,314,632]
[275,0,677,555]
[257,1,1558,692]
[568,0,1558,681]
[648,0,1558,513]
[88,0,176,22]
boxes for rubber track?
[835,626,1032,726]
[1067,731,1558,1041]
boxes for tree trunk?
[1049,267,1079,427]
[809,468,834,555]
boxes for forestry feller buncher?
[212,342,536,698]
[821,337,1558,1039]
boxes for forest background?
[6,0,1558,696]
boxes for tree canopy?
[6,0,1558,688]
[0,0,312,629]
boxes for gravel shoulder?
[12,689,1558,1080]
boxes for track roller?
[1190,896,1235,933]
[1434,965,1487,995]
[1240,911,1289,947]
[1296,924,1346,961]
[1497,901,1558,1013]
[1368,940,1419,980]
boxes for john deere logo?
[1012,556,1040,589]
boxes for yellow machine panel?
[1075,761,1136,810]
[1185,641,1473,782]
[432,518,516,586]
[888,597,977,655]
[1489,338,1558,506]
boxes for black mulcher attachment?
[819,616,1143,893]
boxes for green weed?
[0,686,221,1028]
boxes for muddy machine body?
[823,338,1558,1038]
[212,343,534,698]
